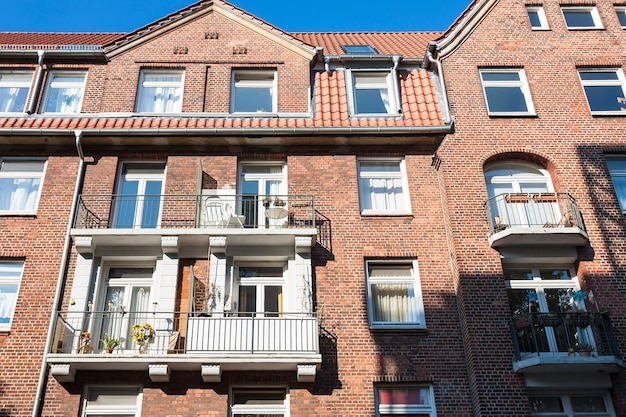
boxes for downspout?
[27,51,45,115]
[32,130,85,417]
[426,45,452,124]
[391,55,402,114]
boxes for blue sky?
[1,0,471,33]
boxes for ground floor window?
[230,388,288,417]
[375,385,436,417]
[530,393,615,416]
[81,387,141,417]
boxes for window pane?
[527,10,541,27]
[529,396,564,412]
[372,283,416,322]
[570,395,607,412]
[563,10,596,27]
[43,73,85,113]
[239,286,257,314]
[352,73,392,114]
[482,72,521,82]
[378,388,430,405]
[583,85,626,112]
[234,87,273,112]
[617,8,626,27]
[264,285,282,313]
[580,71,620,81]
[539,269,570,280]
[507,289,539,315]
[484,86,528,112]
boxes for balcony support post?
[201,364,221,382]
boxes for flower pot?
[579,350,592,357]
[137,341,147,354]
[105,348,114,354]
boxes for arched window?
[484,162,562,228]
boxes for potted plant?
[101,334,120,353]
[262,196,272,208]
[273,196,286,206]
[575,342,594,357]
[132,323,155,353]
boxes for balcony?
[47,310,321,383]
[484,193,588,248]
[72,193,331,255]
[510,312,624,374]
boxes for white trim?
[81,385,143,417]
[135,69,185,113]
[526,6,550,30]
[41,71,87,114]
[578,68,626,115]
[230,70,277,114]
[561,6,604,30]
[365,259,425,329]
[375,384,437,417]
[615,6,626,29]
[479,68,536,116]
[229,386,289,417]
[0,157,47,215]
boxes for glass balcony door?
[112,163,165,228]
[239,163,285,228]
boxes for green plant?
[101,334,120,350]
[574,342,593,352]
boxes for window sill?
[370,324,427,331]
[590,111,626,117]
[361,211,413,217]
[487,112,538,118]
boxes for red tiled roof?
[0,67,443,132]
[0,33,123,49]
[292,32,441,57]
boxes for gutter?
[32,130,85,417]
[26,51,45,115]
[425,44,452,124]
[0,126,452,137]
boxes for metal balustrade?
[484,192,585,236]
[510,311,621,361]
[52,310,319,355]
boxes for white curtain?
[44,86,83,113]
[365,177,403,211]
[0,287,17,323]
[371,283,416,323]
[379,87,391,112]
[0,178,40,211]
[138,75,181,113]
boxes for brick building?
[429,0,626,415]
[0,0,624,416]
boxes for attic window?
[341,45,378,54]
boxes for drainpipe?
[27,51,45,115]
[426,45,452,124]
[32,130,85,417]
[391,55,402,114]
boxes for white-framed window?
[235,265,284,317]
[526,6,549,30]
[41,71,86,113]
[112,162,165,229]
[231,70,276,113]
[366,260,425,329]
[81,386,142,417]
[529,393,616,416]
[135,70,184,113]
[230,388,289,417]
[479,68,535,115]
[358,158,411,215]
[561,6,603,29]
[348,70,399,116]
[0,158,46,214]
[0,262,23,331]
[238,162,287,228]
[615,6,626,28]
[605,156,626,212]
[375,385,437,417]
[578,69,626,114]
[0,71,33,113]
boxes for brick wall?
[437,0,626,415]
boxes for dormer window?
[341,45,378,54]
[41,71,86,114]
[0,71,33,113]
[348,70,399,116]
[231,70,276,113]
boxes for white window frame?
[81,386,142,417]
[615,6,626,28]
[605,156,626,212]
[0,71,33,113]
[347,69,399,116]
[0,158,47,215]
[0,262,24,331]
[479,68,536,116]
[366,260,425,329]
[357,158,411,215]
[529,392,616,416]
[561,6,604,30]
[342,44,378,54]
[41,71,86,114]
[526,6,550,30]
[375,385,437,417]
[578,69,626,115]
[135,69,184,113]
[231,70,277,113]
[230,387,289,417]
